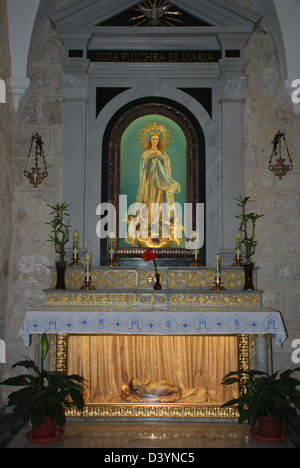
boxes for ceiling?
[5,0,300,113]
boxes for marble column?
[219,61,248,265]
[61,73,89,253]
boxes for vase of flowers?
[153,273,162,290]
[46,203,71,289]
[235,196,263,290]
[142,248,161,290]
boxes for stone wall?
[243,17,300,370]
[0,0,14,365]
[2,18,65,378]
[1,0,300,399]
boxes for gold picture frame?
[101,100,205,263]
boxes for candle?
[108,232,116,255]
[85,253,92,277]
[193,232,199,255]
[72,231,79,254]
[235,232,242,255]
[214,253,221,279]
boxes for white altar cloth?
[20,307,287,346]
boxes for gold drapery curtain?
[67,335,238,404]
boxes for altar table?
[20,307,287,347]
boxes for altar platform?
[20,266,286,346]
[19,265,287,420]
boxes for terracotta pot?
[32,414,57,440]
[257,415,282,438]
[243,262,255,290]
[55,261,67,289]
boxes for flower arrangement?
[142,248,158,274]
[142,248,162,289]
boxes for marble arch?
[50,0,260,265]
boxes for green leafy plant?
[46,203,71,262]
[221,368,300,428]
[235,196,263,263]
[0,334,85,428]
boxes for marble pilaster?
[219,60,248,264]
[61,73,89,248]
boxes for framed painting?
[102,99,205,263]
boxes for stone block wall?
[243,17,300,369]
[0,0,13,351]
[2,18,65,376]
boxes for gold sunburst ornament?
[130,1,182,27]
[139,122,171,149]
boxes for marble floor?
[5,419,296,449]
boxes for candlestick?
[68,231,83,266]
[81,253,96,289]
[210,252,226,290]
[190,232,203,266]
[85,253,92,277]
[105,232,119,266]
[231,232,244,267]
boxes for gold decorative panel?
[50,266,255,290]
[168,292,261,307]
[56,334,249,419]
[168,269,249,289]
[50,268,138,289]
[45,289,261,308]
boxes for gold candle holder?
[210,277,226,291]
[81,253,96,290]
[80,277,96,290]
[68,253,82,266]
[232,232,244,267]
[231,255,244,267]
[68,231,83,266]
[105,232,119,266]
[210,253,226,290]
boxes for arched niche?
[100,97,206,265]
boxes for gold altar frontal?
[42,266,270,419]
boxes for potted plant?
[0,333,85,443]
[46,202,71,289]
[221,368,300,442]
[235,196,263,290]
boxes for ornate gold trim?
[50,267,256,291]
[56,334,68,373]
[46,293,260,307]
[238,334,249,389]
[50,269,138,289]
[169,293,261,306]
[46,292,138,306]
[66,403,239,419]
[56,333,249,419]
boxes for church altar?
[20,307,286,347]
[20,265,287,419]
[20,265,286,346]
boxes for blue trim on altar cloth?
[20,308,287,347]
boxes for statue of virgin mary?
[126,128,183,248]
